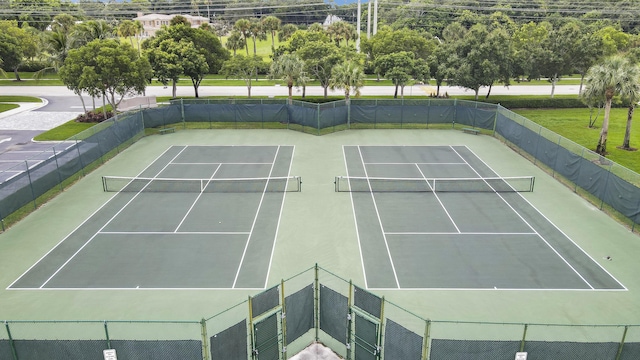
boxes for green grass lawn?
[33,120,95,141]
[0,95,42,102]
[0,104,19,113]
[513,108,640,173]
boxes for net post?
[376,296,385,357]
[104,320,111,350]
[422,319,431,360]
[615,325,628,360]
[200,318,210,360]
[519,323,528,352]
[5,321,18,360]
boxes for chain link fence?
[2,98,638,232]
[3,265,640,360]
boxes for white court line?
[99,231,251,235]
[232,146,280,289]
[263,146,296,289]
[385,232,538,236]
[363,162,467,165]
[38,147,189,289]
[7,146,179,290]
[449,146,596,290]
[462,145,627,290]
[9,286,266,291]
[367,287,626,292]
[415,163,461,233]
[344,146,370,289]
[174,164,222,232]
[358,145,401,289]
[172,162,273,165]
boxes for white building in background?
[133,13,210,37]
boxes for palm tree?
[118,20,137,49]
[269,54,305,105]
[329,61,365,104]
[581,56,630,155]
[248,19,266,56]
[261,16,281,48]
[618,61,640,150]
[225,31,245,56]
[233,19,251,56]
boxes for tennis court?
[8,145,299,290]
[341,145,625,290]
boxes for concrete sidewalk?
[0,100,81,131]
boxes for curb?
[0,98,48,119]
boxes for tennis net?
[334,176,535,193]
[102,175,302,193]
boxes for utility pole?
[373,0,378,35]
[356,0,361,52]
[367,0,371,38]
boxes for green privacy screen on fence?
[2,265,640,360]
[1,98,638,232]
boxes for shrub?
[74,110,114,123]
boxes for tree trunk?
[436,82,441,97]
[288,84,293,105]
[596,97,613,155]
[474,89,479,101]
[323,85,328,99]
[271,33,275,48]
[77,93,87,113]
[252,36,257,55]
[579,73,585,94]
[393,84,398,98]
[172,80,177,98]
[13,68,21,81]
[485,84,492,99]
[550,74,557,98]
[302,85,306,98]
[622,105,635,149]
[102,93,107,119]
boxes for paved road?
[2,84,580,100]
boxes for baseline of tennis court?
[342,145,625,290]
[8,145,297,290]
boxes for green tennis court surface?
[9,145,296,289]
[343,145,624,290]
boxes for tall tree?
[60,39,151,114]
[0,20,39,81]
[329,61,365,104]
[118,20,139,49]
[221,55,265,98]
[582,56,631,155]
[225,31,246,56]
[374,51,415,99]
[233,18,251,56]
[297,41,342,98]
[248,18,266,56]
[278,24,298,42]
[618,61,640,150]
[261,16,281,48]
[145,39,184,98]
[269,53,305,105]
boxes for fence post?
[615,325,628,360]
[5,321,18,360]
[103,321,111,350]
[25,161,37,210]
[492,104,499,136]
[200,318,210,360]
[376,296,385,358]
[346,280,353,360]
[422,320,431,360]
[248,296,256,359]
[180,98,185,125]
[520,324,528,352]
[314,263,320,342]
[281,279,288,360]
